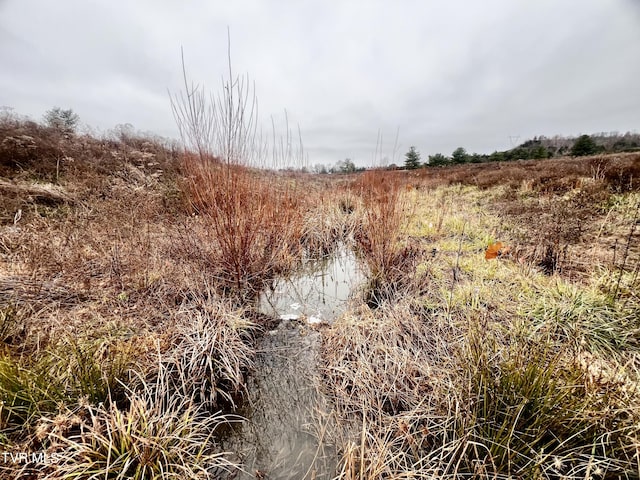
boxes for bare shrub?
[169,43,305,301]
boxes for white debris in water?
[307,315,323,325]
[279,313,300,321]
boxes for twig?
[449,221,466,310]
[612,200,639,301]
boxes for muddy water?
[222,248,362,479]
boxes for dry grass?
[350,170,423,306]
[0,116,265,479]
[414,153,640,193]
[300,188,358,259]
[321,170,640,479]
[322,299,640,479]
[22,379,237,479]
[403,154,640,284]
[148,296,257,409]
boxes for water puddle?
[261,247,362,324]
[222,247,362,479]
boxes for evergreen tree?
[404,146,421,169]
[451,147,469,164]
[533,146,549,159]
[428,153,449,166]
[571,135,598,156]
[489,151,505,162]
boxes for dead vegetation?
[402,153,640,282]
[320,162,640,478]
[322,300,640,478]
[413,153,640,193]
[0,116,258,478]
[177,153,307,302]
[2,105,640,478]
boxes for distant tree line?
[400,131,640,169]
[30,107,640,173]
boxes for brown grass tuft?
[351,170,421,305]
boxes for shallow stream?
[222,247,362,479]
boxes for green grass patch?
[521,281,640,356]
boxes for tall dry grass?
[150,296,256,409]
[0,297,254,479]
[0,109,261,479]
[25,376,238,480]
[415,153,640,193]
[322,301,640,479]
[352,170,419,305]
[298,185,360,259]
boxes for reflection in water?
[260,247,362,323]
[223,248,361,479]
[224,321,335,479]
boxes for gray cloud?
[1,0,639,167]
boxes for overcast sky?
[1,1,639,167]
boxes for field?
[1,116,639,479]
